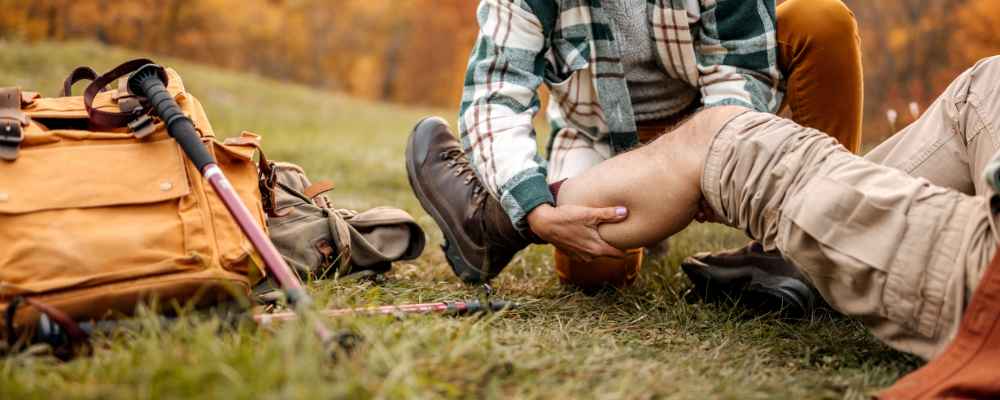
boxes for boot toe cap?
[409,116,453,166]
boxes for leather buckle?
[127,113,156,139]
[116,78,155,139]
[0,109,28,162]
[259,161,279,217]
[0,120,24,161]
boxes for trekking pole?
[125,64,336,345]
[254,299,518,325]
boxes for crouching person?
[415,0,865,303]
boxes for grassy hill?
[0,41,918,399]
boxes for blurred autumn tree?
[0,0,477,108]
[1,0,998,143]
[840,0,1000,139]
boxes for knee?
[647,106,746,161]
[687,106,748,145]
[965,56,1000,93]
[778,0,859,44]
[971,56,1000,75]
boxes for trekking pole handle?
[126,64,316,311]
[127,64,214,171]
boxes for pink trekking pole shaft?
[126,64,335,344]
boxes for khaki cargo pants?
[701,56,1000,360]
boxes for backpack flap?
[341,207,426,270]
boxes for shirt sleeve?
[459,0,556,227]
[694,0,782,112]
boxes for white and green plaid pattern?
[459,0,782,226]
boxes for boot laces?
[440,148,487,200]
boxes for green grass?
[0,41,919,399]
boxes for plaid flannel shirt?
[459,0,782,226]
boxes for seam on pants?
[900,131,958,177]
[701,110,753,223]
[702,131,729,221]
[965,92,994,154]
[967,57,999,146]
[918,197,964,336]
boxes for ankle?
[483,195,541,248]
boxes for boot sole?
[405,117,487,283]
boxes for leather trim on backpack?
[83,58,164,130]
[0,87,29,161]
[60,66,101,97]
[223,132,278,217]
[303,181,336,200]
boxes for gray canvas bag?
[265,162,426,280]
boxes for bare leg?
[557,106,746,249]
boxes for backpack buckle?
[0,117,24,162]
[127,113,156,139]
[259,160,279,217]
[0,87,28,162]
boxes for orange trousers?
[777,0,864,154]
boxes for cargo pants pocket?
[782,175,912,328]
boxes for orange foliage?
[1,0,998,142]
[845,0,1000,140]
[0,0,478,107]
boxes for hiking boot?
[681,242,826,319]
[405,117,541,284]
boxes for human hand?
[526,204,628,262]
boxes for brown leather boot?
[405,117,542,283]
[681,242,825,319]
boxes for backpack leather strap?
[0,87,28,161]
[83,58,163,130]
[224,133,278,216]
[63,66,150,137]
[115,77,143,114]
[60,66,101,97]
[4,296,92,360]
[303,181,336,200]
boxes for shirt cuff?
[702,97,755,110]
[498,172,554,229]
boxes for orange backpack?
[0,63,266,336]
